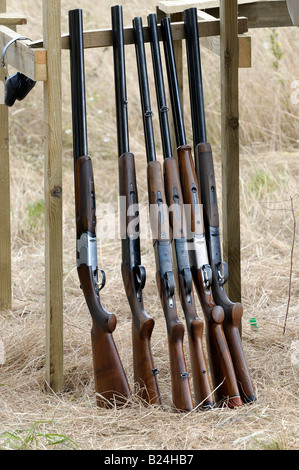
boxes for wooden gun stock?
[195,143,256,403]
[147,160,193,411]
[157,273,194,412]
[118,151,161,404]
[163,156,214,408]
[177,145,242,407]
[77,264,129,407]
[75,155,131,407]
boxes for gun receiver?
[111,5,161,405]
[133,15,193,412]
[69,8,131,408]
[148,13,214,409]
[161,16,243,407]
[184,7,256,404]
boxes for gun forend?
[147,160,170,242]
[194,142,219,229]
[163,156,187,240]
[75,155,96,234]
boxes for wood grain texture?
[0,25,47,81]
[43,0,63,392]
[220,0,241,303]
[158,0,256,14]
[30,17,249,49]
[0,0,11,311]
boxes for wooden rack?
[0,0,293,392]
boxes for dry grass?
[0,0,298,451]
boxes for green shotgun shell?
[250,317,258,331]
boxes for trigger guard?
[165,271,175,298]
[134,264,146,291]
[98,268,106,291]
[217,261,229,286]
[182,268,192,295]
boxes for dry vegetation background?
[0,0,298,451]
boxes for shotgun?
[69,8,131,408]
[184,7,256,404]
[147,13,214,409]
[161,16,242,408]
[133,15,193,411]
[111,5,161,406]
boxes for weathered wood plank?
[220,0,241,302]
[204,1,293,28]
[0,13,27,25]
[238,0,292,27]
[158,0,256,14]
[43,0,63,393]
[0,0,11,311]
[30,17,249,49]
[0,25,47,81]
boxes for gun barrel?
[147,13,172,160]
[69,8,88,161]
[161,17,186,148]
[111,5,130,156]
[184,7,207,148]
[133,16,156,164]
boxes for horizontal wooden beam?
[0,25,47,81]
[30,17,248,49]
[202,1,293,28]
[158,0,255,14]
[0,13,27,26]
[238,0,292,28]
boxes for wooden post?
[43,0,63,392]
[0,0,11,311]
[220,0,241,303]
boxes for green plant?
[0,421,79,450]
[254,436,287,450]
[26,198,45,232]
[249,169,274,194]
[270,29,284,71]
